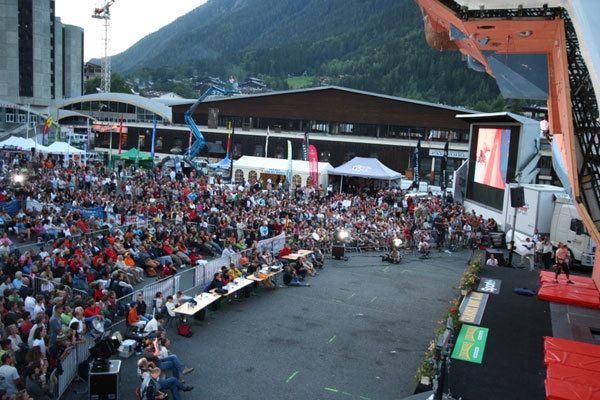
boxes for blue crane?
[184,86,239,160]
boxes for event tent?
[0,136,50,152]
[329,157,402,190]
[43,141,85,154]
[112,147,153,161]
[233,156,333,188]
[209,155,232,170]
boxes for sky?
[55,0,208,61]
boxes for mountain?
[109,0,502,108]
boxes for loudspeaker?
[510,187,525,208]
[332,245,345,260]
[89,360,120,400]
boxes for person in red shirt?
[278,243,292,259]
[127,302,146,330]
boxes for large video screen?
[473,128,511,190]
[467,125,520,211]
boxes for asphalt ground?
[58,247,593,400]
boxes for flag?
[65,130,72,166]
[42,116,52,134]
[265,126,270,158]
[308,144,318,186]
[427,131,434,143]
[287,140,292,187]
[226,122,232,156]
[42,116,52,145]
[227,126,235,182]
[302,131,309,161]
[117,114,124,154]
[188,130,193,157]
[86,118,91,149]
[150,114,157,157]
[412,139,421,188]
[441,141,449,191]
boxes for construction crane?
[92,0,115,93]
[184,86,239,160]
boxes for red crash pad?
[545,377,600,400]
[537,272,600,308]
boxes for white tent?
[329,157,402,190]
[232,156,333,188]
[0,136,51,152]
[42,141,85,154]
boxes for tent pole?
[339,176,343,193]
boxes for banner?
[302,131,309,161]
[412,139,421,188]
[441,140,448,191]
[227,126,235,181]
[117,114,124,154]
[286,140,292,186]
[150,114,157,157]
[43,116,52,145]
[86,118,92,149]
[451,325,489,364]
[308,144,318,186]
[265,126,270,158]
[226,122,232,155]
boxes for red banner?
[308,144,319,186]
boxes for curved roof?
[56,92,172,122]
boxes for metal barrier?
[56,333,92,399]
[51,232,288,398]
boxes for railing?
[52,232,287,398]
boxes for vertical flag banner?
[226,122,232,156]
[287,140,292,186]
[302,131,309,161]
[65,130,72,166]
[150,114,157,157]
[441,140,449,191]
[308,144,318,186]
[412,139,421,188]
[86,118,91,149]
[42,116,52,146]
[108,127,113,170]
[227,126,235,182]
[265,126,270,158]
[188,130,193,157]
[117,114,124,154]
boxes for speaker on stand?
[510,186,525,208]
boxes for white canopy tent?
[42,141,85,154]
[232,156,333,188]
[0,136,51,152]
[329,157,403,191]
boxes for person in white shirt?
[164,296,177,317]
[0,352,21,396]
[519,238,536,271]
[24,293,36,315]
[486,254,499,267]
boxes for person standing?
[519,238,535,271]
[554,242,574,284]
[542,236,554,270]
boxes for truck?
[503,185,596,267]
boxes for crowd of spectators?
[0,151,507,399]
